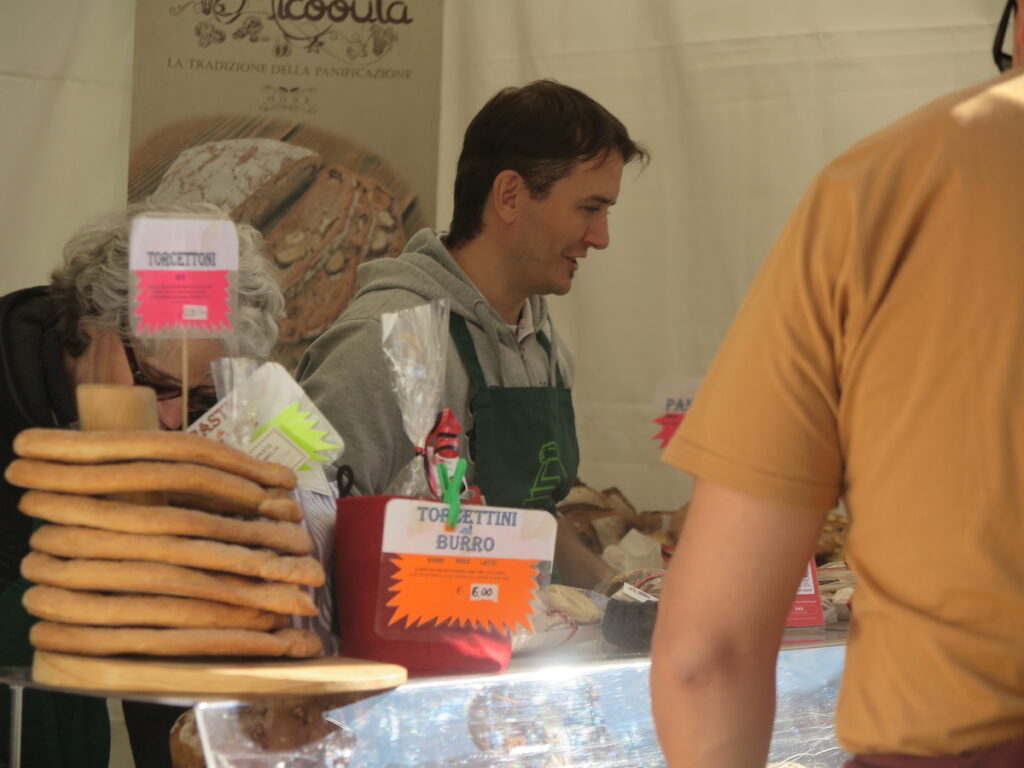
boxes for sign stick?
[181,334,188,431]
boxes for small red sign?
[786,558,825,627]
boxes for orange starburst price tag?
[386,554,540,634]
[376,499,557,636]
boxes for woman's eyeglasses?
[121,339,219,424]
[994,0,1016,73]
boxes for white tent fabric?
[0,0,1005,511]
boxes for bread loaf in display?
[169,695,361,768]
[556,480,685,555]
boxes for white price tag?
[614,582,658,603]
[249,426,307,471]
[470,584,499,602]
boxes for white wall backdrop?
[0,0,1005,511]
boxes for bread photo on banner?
[134,128,416,368]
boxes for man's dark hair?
[446,79,648,250]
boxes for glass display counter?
[192,626,849,767]
[2,626,848,767]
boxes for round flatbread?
[23,585,289,630]
[13,428,296,489]
[21,552,317,616]
[19,491,313,555]
[30,622,322,658]
[6,459,301,522]
[30,525,324,586]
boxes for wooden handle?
[76,384,160,432]
[75,383,165,504]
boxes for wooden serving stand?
[31,652,407,697]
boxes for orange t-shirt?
[664,69,1024,756]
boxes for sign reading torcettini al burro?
[128,1,444,367]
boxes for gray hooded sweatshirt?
[296,228,574,496]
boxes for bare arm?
[650,478,826,768]
[553,516,613,589]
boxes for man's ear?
[491,170,524,225]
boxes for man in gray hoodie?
[297,79,647,588]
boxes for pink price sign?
[129,216,239,337]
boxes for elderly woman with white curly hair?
[0,201,284,768]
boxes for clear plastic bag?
[189,358,344,494]
[380,299,451,498]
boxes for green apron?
[449,313,579,513]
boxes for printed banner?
[129,0,444,366]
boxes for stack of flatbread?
[5,428,325,659]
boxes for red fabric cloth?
[334,495,511,675]
[844,737,1024,768]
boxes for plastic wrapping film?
[194,642,849,767]
[771,643,849,767]
[381,299,451,498]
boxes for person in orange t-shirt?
[651,2,1024,766]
